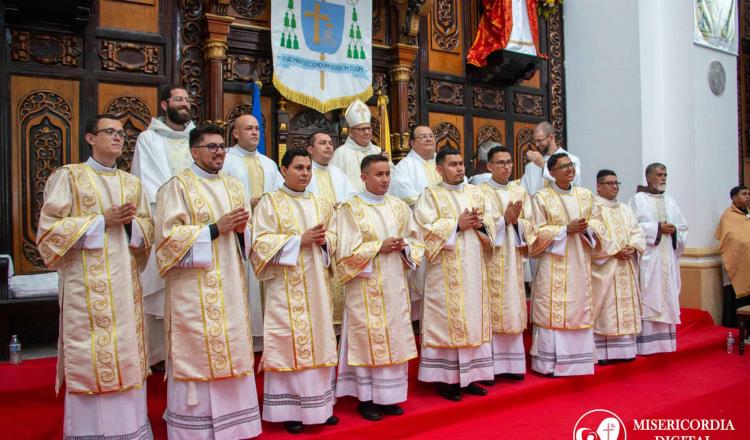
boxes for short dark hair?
[307,130,332,147]
[360,154,389,172]
[160,84,187,103]
[730,185,748,199]
[547,152,569,170]
[189,124,224,148]
[596,169,617,182]
[645,162,666,177]
[85,114,121,136]
[281,147,310,168]
[487,146,511,162]
[436,147,462,166]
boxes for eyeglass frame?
[192,143,229,153]
[598,180,622,187]
[414,133,435,141]
[94,128,127,139]
[489,159,513,167]
[167,96,193,104]
[350,126,373,132]
[554,162,576,171]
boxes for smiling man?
[628,163,688,355]
[334,154,424,421]
[155,124,260,440]
[38,114,154,439]
[251,148,339,434]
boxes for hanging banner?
[272,0,373,113]
[694,0,738,55]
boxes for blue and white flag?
[250,81,266,154]
[272,0,372,113]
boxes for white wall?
[564,0,738,248]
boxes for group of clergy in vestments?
[38,87,688,440]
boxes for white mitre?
[345,99,371,127]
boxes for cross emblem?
[304,2,329,44]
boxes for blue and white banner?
[272,0,372,113]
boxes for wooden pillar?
[202,13,234,126]
[389,45,418,161]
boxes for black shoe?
[437,383,461,401]
[478,379,495,387]
[375,403,404,416]
[462,382,488,396]
[499,373,525,381]
[150,361,165,373]
[598,359,610,366]
[357,401,382,421]
[284,421,303,434]
[325,415,339,425]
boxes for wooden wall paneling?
[279,102,337,159]
[512,121,537,181]
[11,76,81,274]
[99,0,160,34]
[427,0,464,76]
[472,116,506,160]
[98,83,157,171]
[519,71,541,89]
[229,0,271,28]
[372,0,387,46]
[428,111,464,154]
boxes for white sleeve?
[493,216,506,247]
[177,226,212,269]
[580,227,597,248]
[129,220,145,248]
[272,236,301,266]
[400,244,417,270]
[356,261,374,278]
[443,228,457,250]
[72,215,105,250]
[547,228,567,256]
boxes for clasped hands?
[458,207,484,231]
[659,222,676,235]
[301,223,327,248]
[104,203,136,227]
[216,208,251,234]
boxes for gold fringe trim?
[273,73,373,114]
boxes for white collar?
[191,163,219,180]
[440,181,464,191]
[544,147,567,159]
[86,157,117,173]
[230,145,258,157]
[281,184,308,198]
[644,191,665,199]
[312,161,329,171]
[487,178,509,190]
[407,149,434,164]
[552,182,573,194]
[345,137,374,152]
[594,194,619,208]
[358,190,385,204]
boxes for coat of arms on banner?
[272,0,373,113]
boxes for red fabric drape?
[467,0,540,68]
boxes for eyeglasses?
[193,143,228,153]
[533,134,551,145]
[554,162,575,170]
[489,160,513,167]
[350,126,372,132]
[94,128,126,139]
[415,133,435,141]
[599,181,621,187]
[168,96,193,104]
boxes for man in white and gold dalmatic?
[415,147,497,401]
[330,99,388,192]
[38,115,154,439]
[480,145,533,382]
[222,113,283,352]
[251,148,339,434]
[335,154,424,421]
[628,163,688,355]
[591,169,646,363]
[155,124,261,439]
[528,153,607,377]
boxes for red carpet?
[1,308,748,439]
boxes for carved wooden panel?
[11,76,80,274]
[100,40,160,74]
[428,0,464,75]
[223,54,273,84]
[179,0,205,119]
[407,63,418,130]
[513,93,544,117]
[513,122,538,180]
[472,86,505,112]
[547,9,566,146]
[472,116,506,152]
[427,80,464,106]
[223,92,273,157]
[98,84,157,172]
[428,112,464,152]
[373,71,389,96]
[373,0,387,46]
[287,108,338,151]
[9,29,82,67]
[229,0,271,27]
[99,0,159,33]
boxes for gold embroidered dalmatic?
[591,196,646,336]
[155,169,254,381]
[37,163,154,394]
[251,189,338,371]
[335,194,424,366]
[414,183,495,348]
[480,180,533,334]
[529,186,607,330]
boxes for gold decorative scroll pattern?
[314,168,336,204]
[268,190,317,369]
[603,207,640,335]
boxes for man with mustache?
[251,148,339,434]
[528,153,606,376]
[131,85,196,368]
[521,122,582,196]
[155,124,260,439]
[628,163,688,355]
